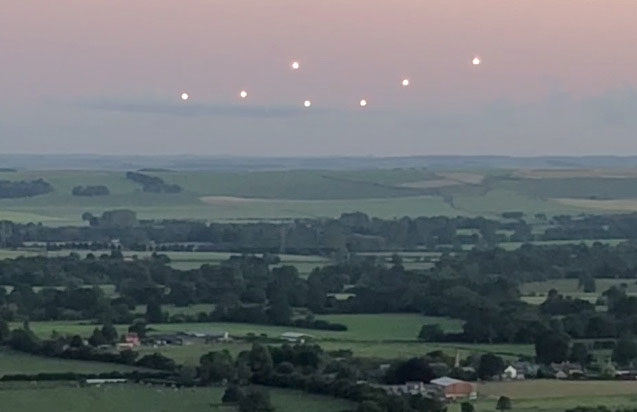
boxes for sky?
[1,0,637,156]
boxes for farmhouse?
[502,363,533,380]
[281,332,313,343]
[376,381,444,399]
[204,331,230,343]
[551,362,584,379]
[117,332,141,349]
[430,377,477,399]
[145,331,231,346]
[503,365,518,380]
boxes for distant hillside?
[3,154,637,171]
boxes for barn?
[430,377,477,399]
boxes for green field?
[1,168,628,225]
[17,314,455,342]
[0,349,143,376]
[13,313,535,363]
[317,314,463,339]
[446,380,637,412]
[0,382,354,412]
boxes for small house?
[281,331,313,343]
[204,331,230,343]
[123,332,140,347]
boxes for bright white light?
[359,99,367,107]
[240,90,248,99]
[180,92,189,101]
[472,57,481,65]
[291,61,300,70]
[402,79,410,87]
[304,100,311,108]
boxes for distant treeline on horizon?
[3,154,637,171]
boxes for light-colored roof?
[431,377,464,386]
[85,378,127,384]
[281,332,313,338]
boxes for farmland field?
[447,380,637,412]
[2,168,634,225]
[0,349,143,376]
[0,382,354,412]
[16,314,458,342]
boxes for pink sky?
[1,0,637,155]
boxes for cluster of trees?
[201,343,446,412]
[125,172,182,193]
[72,185,110,196]
[3,320,174,371]
[0,253,346,331]
[4,232,637,366]
[4,243,637,361]
[0,179,52,199]
[4,211,637,253]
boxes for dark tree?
[248,343,273,379]
[535,332,570,364]
[386,357,434,384]
[418,324,445,342]
[136,353,176,371]
[88,328,106,346]
[612,335,637,365]
[238,387,275,412]
[461,402,475,412]
[128,321,147,338]
[101,322,118,343]
[0,319,9,342]
[268,291,292,325]
[357,401,384,412]
[496,396,512,411]
[145,300,165,323]
[495,396,512,411]
[199,350,236,383]
[478,353,505,380]
[569,342,590,366]
[222,385,243,404]
[69,334,84,348]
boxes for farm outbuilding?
[430,377,477,399]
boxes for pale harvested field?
[554,198,637,212]
[479,380,637,399]
[400,179,463,189]
[436,172,484,184]
[515,169,637,179]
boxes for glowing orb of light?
[472,57,481,65]
[359,99,368,107]
[291,61,300,70]
[304,100,311,108]
[402,79,410,87]
[240,90,248,99]
[180,92,189,101]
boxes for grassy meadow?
[3,167,634,224]
[11,311,539,366]
[0,349,143,376]
[446,380,637,412]
[0,383,354,412]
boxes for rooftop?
[431,377,464,386]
